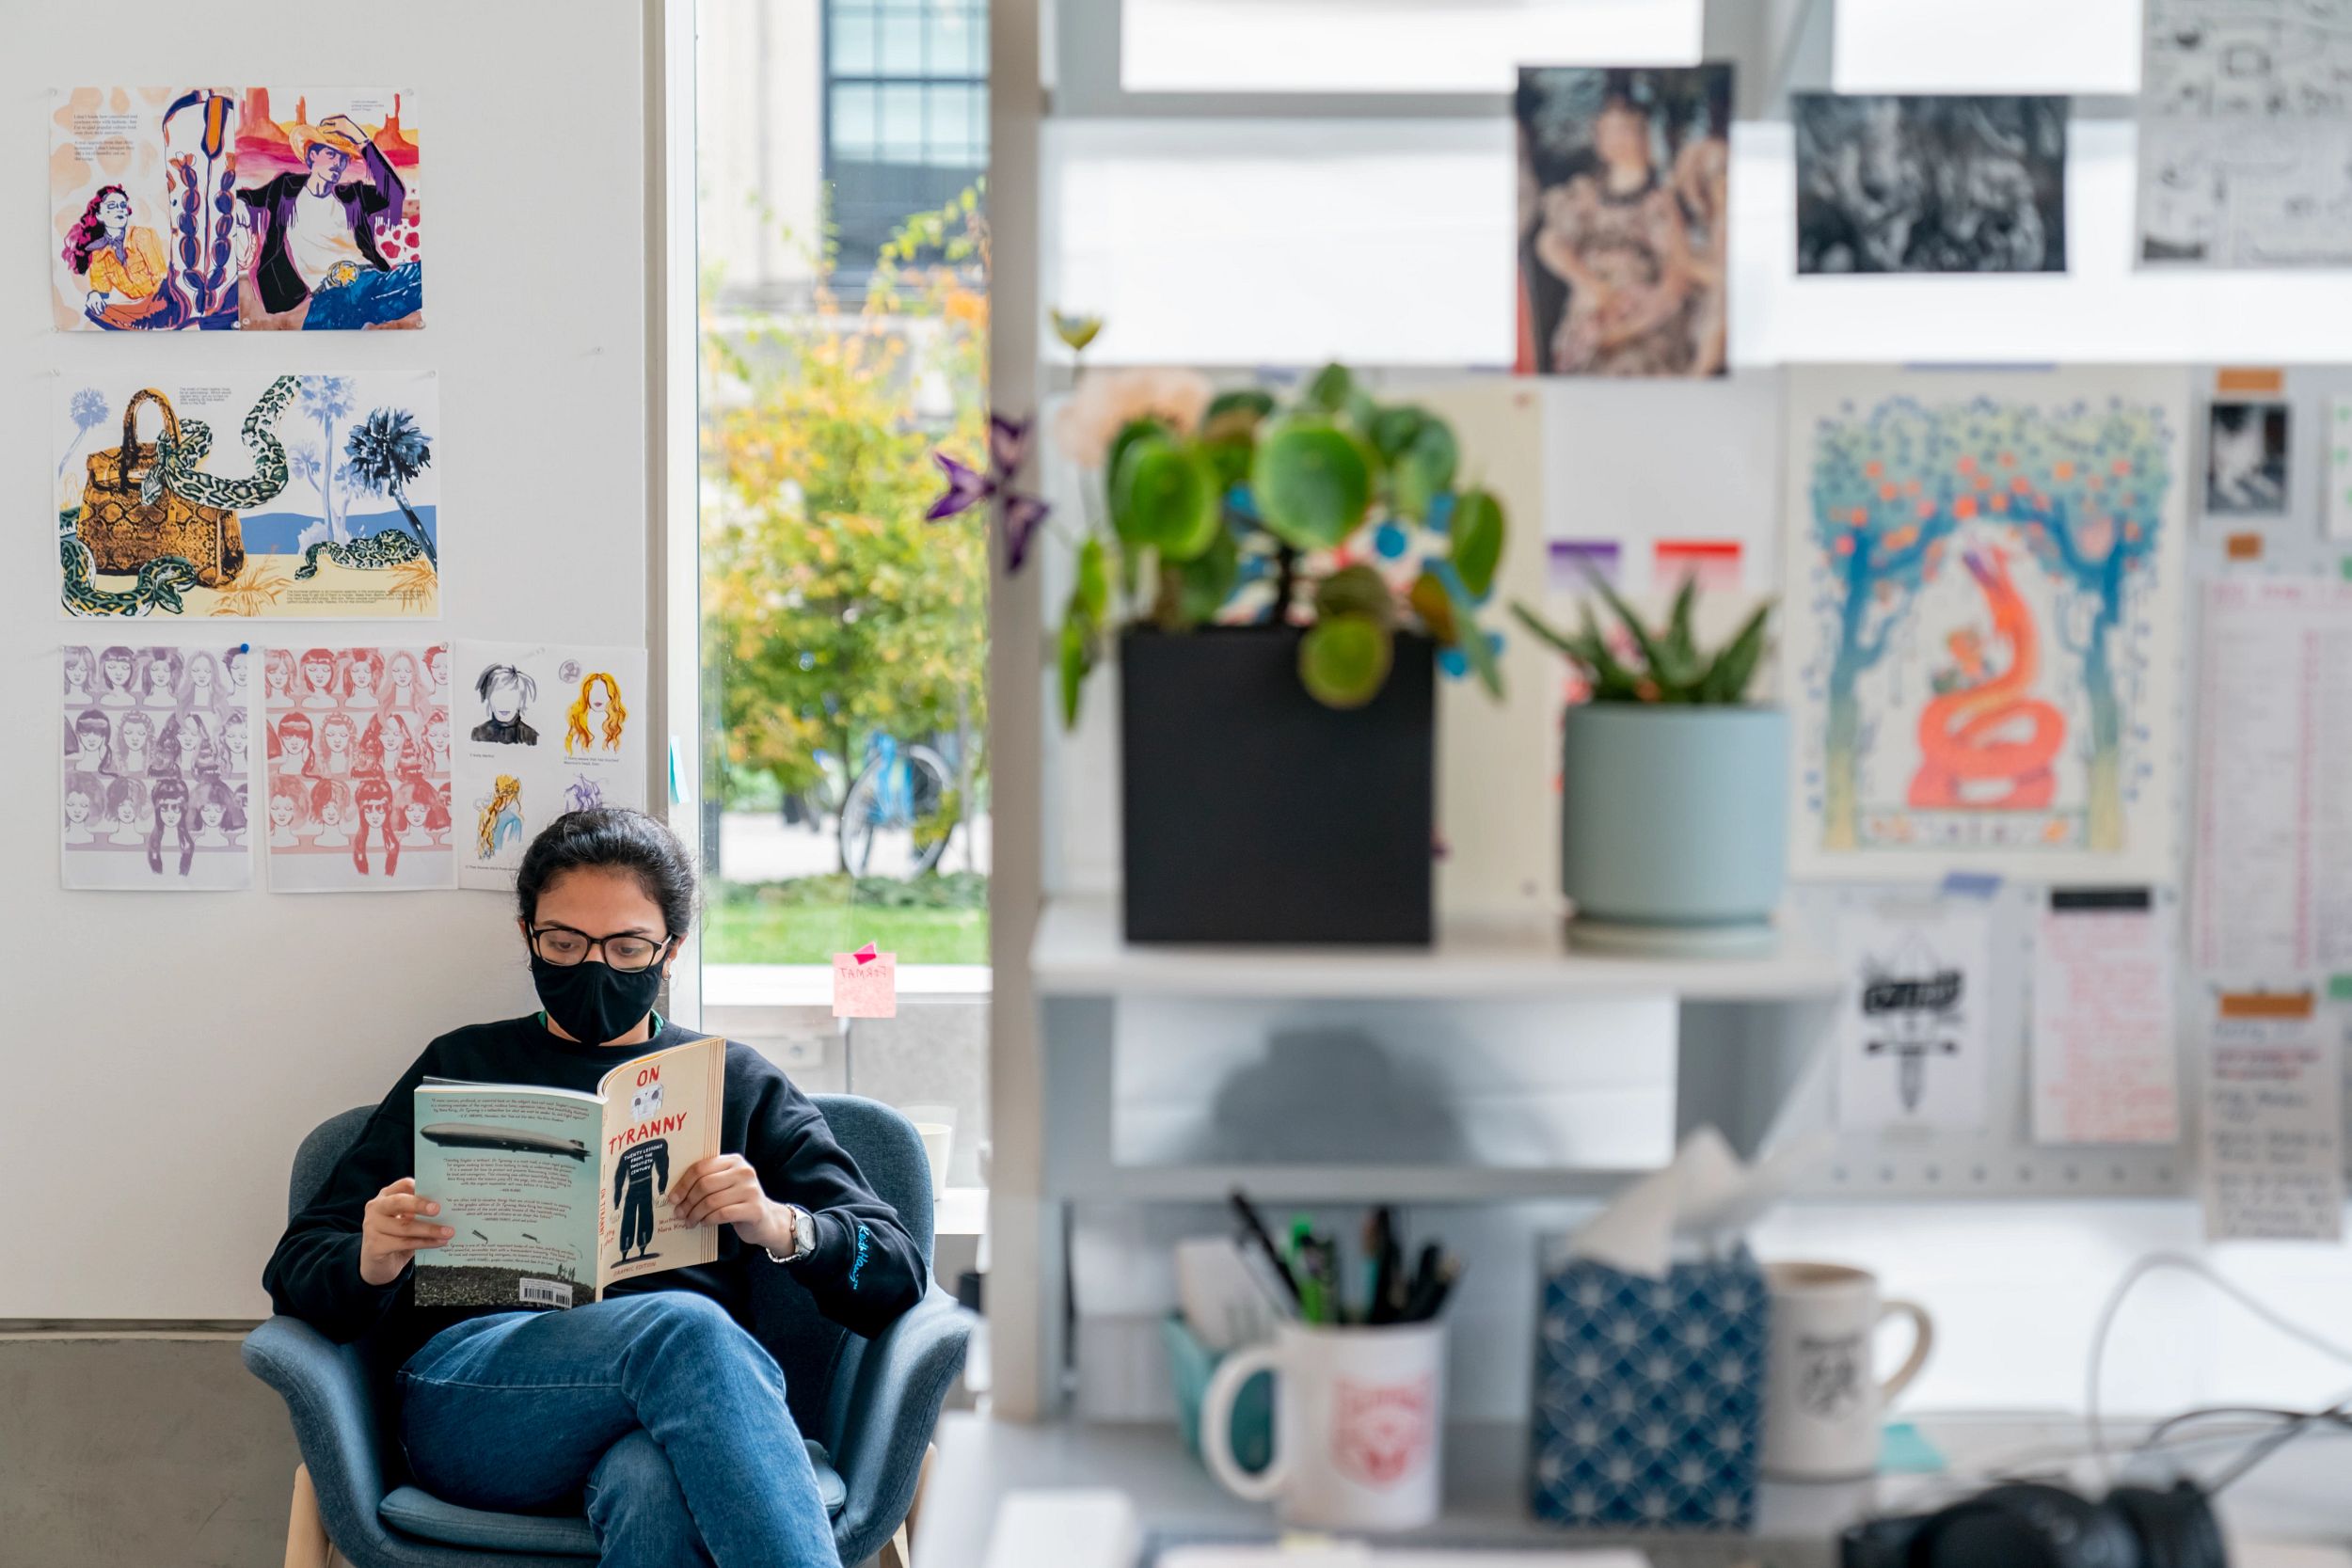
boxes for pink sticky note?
[832,949,898,1019]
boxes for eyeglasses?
[528,926,675,972]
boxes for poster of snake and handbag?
[54,372,441,622]
[51,87,421,332]
[1782,367,2189,880]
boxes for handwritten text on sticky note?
[832,945,898,1019]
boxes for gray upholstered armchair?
[244,1094,970,1567]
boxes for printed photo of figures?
[60,642,255,891]
[51,87,421,332]
[1516,64,1733,378]
[1794,95,2069,275]
[2206,402,2291,518]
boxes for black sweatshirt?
[263,1016,927,1380]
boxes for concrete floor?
[0,1335,297,1568]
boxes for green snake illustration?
[58,509,199,617]
[61,374,303,616]
[294,529,429,579]
[138,374,302,511]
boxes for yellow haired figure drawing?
[565,673,628,755]
[476,774,524,860]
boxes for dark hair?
[516,808,698,939]
[62,185,127,275]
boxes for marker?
[1228,1190,1302,1305]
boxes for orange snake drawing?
[1908,549,2064,811]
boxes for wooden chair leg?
[874,1443,937,1568]
[284,1465,331,1568]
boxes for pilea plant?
[1513,574,1773,704]
[1051,364,1510,724]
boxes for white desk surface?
[914,1412,2352,1568]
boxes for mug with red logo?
[1198,1319,1445,1530]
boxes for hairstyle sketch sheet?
[453,642,650,891]
[51,86,422,331]
[2137,0,2352,268]
[56,370,442,621]
[61,641,256,890]
[262,644,453,891]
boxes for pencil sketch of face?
[481,667,532,726]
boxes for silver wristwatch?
[764,1204,816,1266]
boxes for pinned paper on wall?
[1834,902,1993,1132]
[262,642,453,891]
[1784,367,2188,879]
[2328,396,2352,541]
[1547,540,1623,592]
[1652,539,1742,593]
[2192,578,2352,973]
[2201,991,2344,1243]
[60,641,256,890]
[833,945,898,1019]
[452,641,650,890]
[2030,888,2179,1145]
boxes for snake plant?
[1513,572,1772,705]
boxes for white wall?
[6,1,652,1318]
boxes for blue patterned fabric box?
[1529,1245,1770,1531]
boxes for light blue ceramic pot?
[1558,705,1789,953]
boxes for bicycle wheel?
[902,743,954,876]
[837,756,885,877]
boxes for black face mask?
[531,956,664,1045]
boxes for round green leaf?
[1205,388,1276,424]
[1313,562,1394,626]
[1297,611,1393,709]
[1367,404,1427,460]
[1252,420,1374,553]
[1392,419,1460,519]
[1449,487,1505,600]
[1119,444,1222,562]
[1176,527,1241,624]
[1057,618,1092,729]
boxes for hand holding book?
[670,1153,791,1252]
[360,1176,453,1288]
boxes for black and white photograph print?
[2206,401,2291,517]
[1794,94,2069,275]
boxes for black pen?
[1230,1189,1303,1305]
[1402,1255,1461,1323]
[1364,1208,1397,1325]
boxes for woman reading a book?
[263,807,926,1566]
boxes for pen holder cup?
[1199,1318,1447,1532]
[1530,1245,1770,1531]
[1164,1314,1274,1476]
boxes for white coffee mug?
[1199,1319,1445,1531]
[1761,1260,1932,1481]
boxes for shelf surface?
[913,1413,2352,1568]
[1031,894,1844,1003]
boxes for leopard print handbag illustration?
[81,388,245,588]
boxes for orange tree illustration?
[1807,392,2169,852]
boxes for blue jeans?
[398,1291,840,1568]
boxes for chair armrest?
[242,1316,398,1560]
[824,1288,973,1566]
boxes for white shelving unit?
[1033,893,1845,1005]
[999,895,1847,1418]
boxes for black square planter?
[1119,625,1435,945]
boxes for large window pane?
[696,0,991,1189]
[1120,0,1703,93]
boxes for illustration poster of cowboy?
[54,372,441,621]
[1782,366,2188,880]
[51,86,421,332]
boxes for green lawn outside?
[703,902,990,965]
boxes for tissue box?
[1530,1245,1770,1530]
